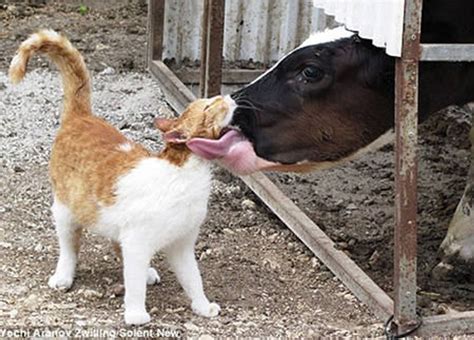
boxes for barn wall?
[163,0,335,66]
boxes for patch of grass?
[78,4,88,16]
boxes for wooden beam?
[199,0,225,97]
[147,0,165,63]
[149,60,195,114]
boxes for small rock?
[431,261,454,280]
[111,284,125,296]
[13,165,25,173]
[100,67,116,75]
[0,242,12,249]
[263,257,280,270]
[126,26,140,34]
[435,303,457,315]
[0,82,6,91]
[223,228,235,235]
[95,43,109,51]
[7,5,18,15]
[241,199,256,210]
[311,257,321,269]
[268,233,278,242]
[336,242,348,250]
[369,250,380,265]
[34,243,43,252]
[184,322,200,332]
[199,335,214,340]
[24,294,39,309]
[318,271,333,281]
[346,203,357,210]
[9,309,18,318]
[343,293,356,301]
[76,320,87,327]
[82,289,102,299]
[118,120,131,130]
[158,105,175,119]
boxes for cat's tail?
[9,29,92,118]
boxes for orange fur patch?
[50,115,151,226]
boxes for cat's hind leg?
[48,199,82,290]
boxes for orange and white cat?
[9,30,236,325]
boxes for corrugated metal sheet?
[162,0,334,65]
[313,0,405,56]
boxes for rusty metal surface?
[199,0,225,97]
[420,44,474,61]
[147,0,165,63]
[393,0,423,334]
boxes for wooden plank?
[149,60,395,321]
[149,60,195,113]
[199,0,210,96]
[417,312,474,336]
[199,0,225,97]
[147,0,165,64]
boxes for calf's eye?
[302,66,323,81]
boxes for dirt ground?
[1,2,473,337]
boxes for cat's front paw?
[124,310,151,325]
[48,272,74,290]
[192,301,221,318]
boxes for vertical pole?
[393,0,423,334]
[147,0,165,65]
[199,0,225,98]
[199,0,210,96]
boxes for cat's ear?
[155,117,189,144]
[154,117,175,133]
[163,129,189,144]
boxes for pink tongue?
[186,130,277,174]
[186,130,244,160]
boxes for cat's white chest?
[96,157,212,246]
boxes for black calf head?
[231,32,395,168]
